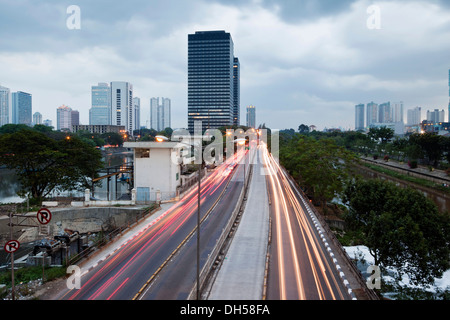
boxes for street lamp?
[155,135,168,142]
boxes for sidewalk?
[207,148,270,300]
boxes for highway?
[262,145,352,300]
[55,150,246,300]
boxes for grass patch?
[0,266,67,288]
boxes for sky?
[1,0,450,131]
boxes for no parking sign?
[37,208,52,225]
[4,240,20,253]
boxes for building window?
[136,148,150,158]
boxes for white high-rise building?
[427,109,445,123]
[133,97,141,132]
[150,97,171,131]
[161,97,171,130]
[57,105,72,131]
[366,102,378,127]
[110,81,134,135]
[0,85,11,126]
[33,112,42,126]
[393,101,404,123]
[407,107,422,126]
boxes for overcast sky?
[1,0,450,131]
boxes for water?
[0,149,133,204]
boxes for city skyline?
[1,0,450,131]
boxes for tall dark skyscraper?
[188,30,238,133]
[233,57,240,126]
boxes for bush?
[408,160,418,169]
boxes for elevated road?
[55,151,246,300]
[263,145,354,300]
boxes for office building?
[246,105,256,128]
[133,97,141,133]
[0,85,11,126]
[110,81,134,135]
[11,91,32,126]
[392,101,404,123]
[57,105,72,131]
[407,107,422,126]
[150,97,171,131]
[90,83,111,125]
[188,30,237,132]
[71,124,126,135]
[355,103,365,131]
[366,102,378,127]
[448,69,450,122]
[233,57,240,126]
[378,102,392,123]
[33,112,42,126]
[71,110,79,126]
[43,119,52,127]
[427,109,445,123]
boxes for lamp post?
[155,134,246,300]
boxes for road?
[262,145,352,300]
[55,151,246,300]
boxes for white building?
[366,102,378,127]
[150,97,171,131]
[427,109,445,123]
[0,85,11,126]
[393,101,404,123]
[133,97,141,133]
[56,105,72,131]
[407,107,422,126]
[123,141,183,202]
[111,81,135,135]
[33,112,42,125]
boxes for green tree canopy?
[343,179,450,287]
[280,135,357,212]
[368,126,394,144]
[0,129,104,202]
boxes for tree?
[343,179,450,287]
[298,124,310,134]
[368,126,394,144]
[409,132,445,167]
[101,132,123,146]
[0,129,104,202]
[280,135,357,213]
